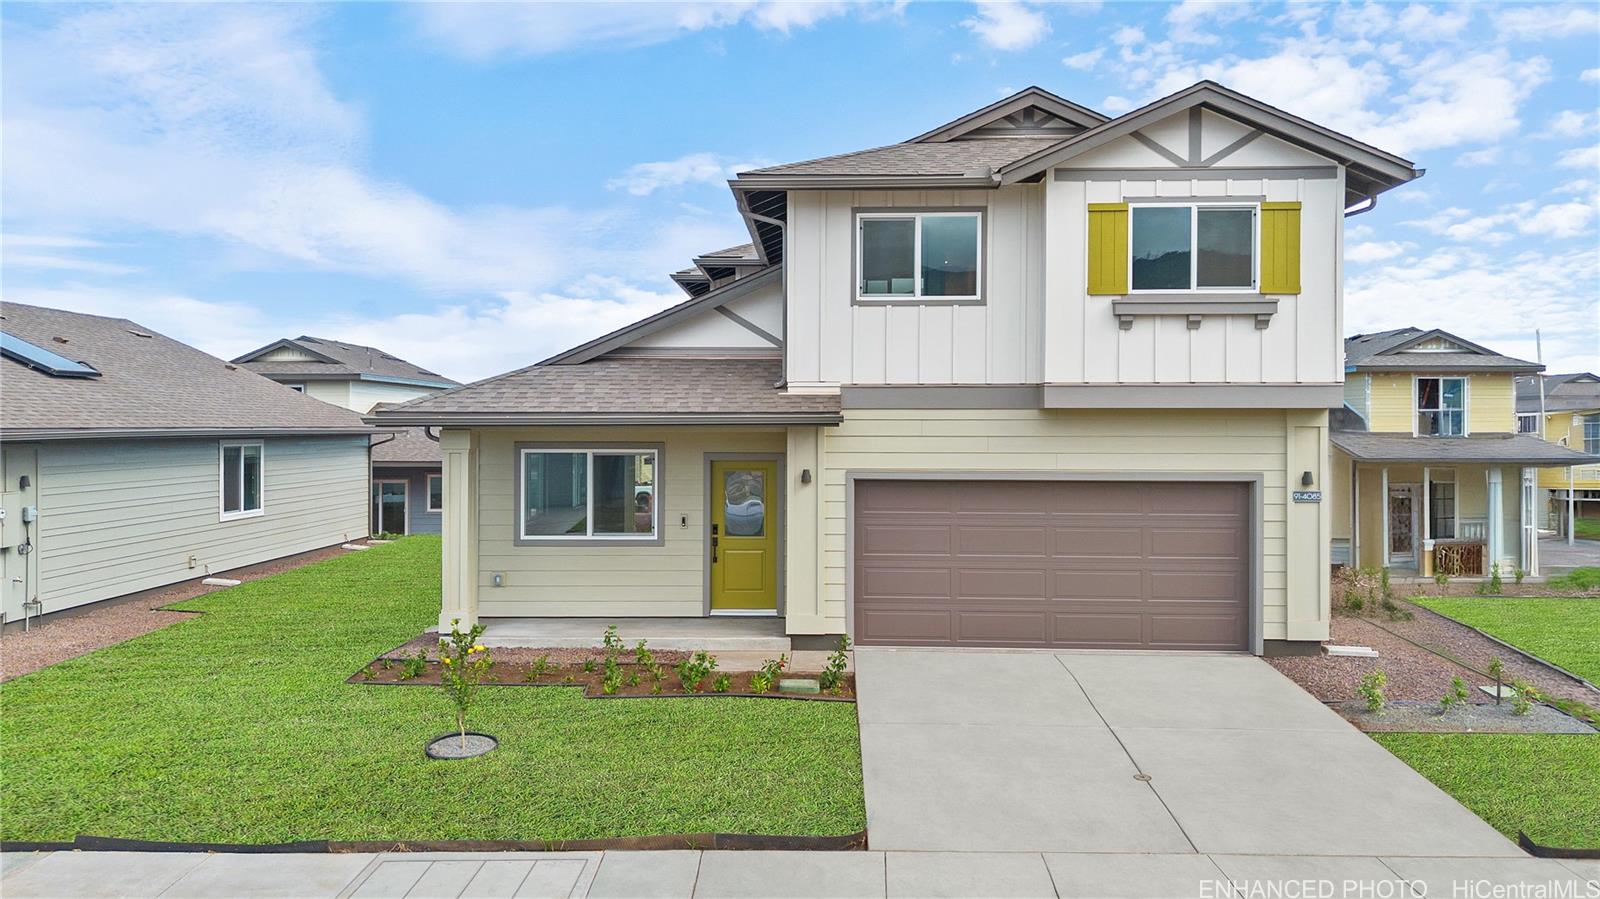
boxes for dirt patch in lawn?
[0,542,362,682]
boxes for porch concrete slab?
[587,851,701,899]
[1042,853,1228,899]
[692,850,885,898]
[884,851,1056,898]
[165,853,377,899]
[0,850,207,899]
[854,648,1100,727]
[860,721,1193,852]
[1208,854,1403,888]
[1059,652,1349,732]
[479,617,789,652]
[1382,857,1592,896]
[1116,725,1521,857]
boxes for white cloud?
[1101,95,1134,113]
[1557,145,1600,171]
[961,1,1050,51]
[1456,147,1501,167]
[1394,4,1471,41]
[2,254,142,276]
[1549,110,1598,138]
[1347,240,1414,263]
[1583,68,1600,83]
[1406,197,1598,243]
[1493,4,1600,40]
[1111,25,1145,46]
[1165,0,1254,45]
[1061,47,1105,70]
[411,1,876,58]
[606,153,769,196]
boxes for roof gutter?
[364,412,844,427]
[3,427,376,442]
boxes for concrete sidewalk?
[2,849,1597,898]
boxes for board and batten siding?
[471,427,785,617]
[781,408,1332,643]
[785,187,1046,387]
[28,436,368,613]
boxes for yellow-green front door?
[710,460,778,613]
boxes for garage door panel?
[855,480,1250,651]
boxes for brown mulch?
[0,543,359,682]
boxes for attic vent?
[51,336,69,344]
[225,364,238,371]
[126,329,155,339]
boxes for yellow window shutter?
[1259,201,1302,295]
[1086,203,1128,295]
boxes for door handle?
[711,524,718,563]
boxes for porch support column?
[784,426,828,635]
[1486,466,1504,575]
[1421,467,1431,576]
[1351,464,1360,568]
[1283,410,1330,644]
[439,428,479,633]
[1380,466,1390,567]
[1521,468,1537,577]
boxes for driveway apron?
[853,648,1522,857]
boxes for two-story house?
[1331,329,1593,578]
[1517,371,1600,533]
[372,82,1429,655]
[233,337,459,536]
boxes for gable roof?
[908,86,1107,143]
[371,426,442,465]
[1344,328,1541,373]
[738,136,1058,183]
[233,336,458,388]
[1517,372,1600,414]
[1,303,370,440]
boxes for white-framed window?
[517,447,658,542]
[1584,413,1600,455]
[426,474,444,512]
[1517,413,1540,435]
[1429,480,1457,539]
[1130,203,1257,292]
[856,211,982,301]
[1416,377,1466,437]
[219,441,264,520]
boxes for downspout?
[369,431,398,539]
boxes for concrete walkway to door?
[854,649,1524,858]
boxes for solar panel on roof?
[0,331,101,378]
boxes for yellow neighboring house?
[1330,328,1594,577]
[1517,372,1600,531]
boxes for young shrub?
[1514,567,1526,586]
[633,639,653,669]
[1358,669,1387,713]
[1379,567,1393,605]
[601,664,624,695]
[711,673,732,693]
[1439,676,1470,711]
[582,658,596,673]
[1433,569,1450,593]
[819,635,851,694]
[750,655,787,695]
[602,624,624,654]
[1488,658,1504,704]
[1488,563,1503,595]
[401,648,429,680]
[528,654,552,680]
[1510,679,1534,716]
[676,651,717,692]
[438,619,493,749]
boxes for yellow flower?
[470,645,486,654]
[441,657,452,665]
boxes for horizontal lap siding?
[474,428,784,617]
[818,409,1296,638]
[35,436,368,612]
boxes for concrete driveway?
[855,649,1524,857]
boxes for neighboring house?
[373,81,1429,655]
[233,337,458,536]
[0,304,371,624]
[1330,328,1594,577]
[1517,371,1600,528]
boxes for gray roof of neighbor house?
[1,303,371,440]
[233,336,459,388]
[1516,373,1600,414]
[741,136,1064,179]
[366,358,840,427]
[1344,328,1542,373]
[1331,432,1596,466]
[371,426,442,465]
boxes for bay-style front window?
[857,211,982,301]
[1416,377,1466,436]
[518,446,658,543]
[1131,204,1255,292]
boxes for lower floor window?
[220,442,263,519]
[520,448,657,540]
[1429,481,1456,539]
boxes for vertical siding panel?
[787,192,822,384]
[1297,181,1335,382]
[1262,299,1297,382]
[1117,318,1156,382]
[919,306,954,383]
[1045,177,1086,383]
[988,191,1024,383]
[884,306,920,383]
[820,192,853,384]
[1153,316,1191,382]
[951,304,988,383]
[1225,316,1263,382]
[1189,319,1227,382]
[852,305,887,384]
[1024,184,1045,383]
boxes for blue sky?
[2,1,1596,381]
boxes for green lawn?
[1575,518,1600,541]
[1414,595,1600,683]
[1374,734,1600,849]
[0,537,864,843]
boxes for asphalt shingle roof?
[371,427,442,464]
[1516,373,1600,413]
[1331,431,1596,466]
[369,358,840,424]
[235,336,458,385]
[1,303,370,437]
[741,136,1061,178]
[1344,328,1540,371]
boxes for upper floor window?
[1584,413,1600,455]
[1416,377,1465,437]
[1516,413,1540,435]
[220,441,263,520]
[1131,204,1255,292]
[857,211,981,301]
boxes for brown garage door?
[853,479,1249,650]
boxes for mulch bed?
[1329,699,1595,734]
[351,652,856,701]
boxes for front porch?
[475,615,791,651]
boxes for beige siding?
[1367,372,1517,435]
[346,380,439,414]
[797,408,1331,643]
[28,436,368,614]
[472,427,785,617]
[1538,411,1600,488]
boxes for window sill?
[854,297,985,307]
[513,536,663,548]
[220,509,264,522]
[1111,295,1278,330]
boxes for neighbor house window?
[1517,413,1539,435]
[427,474,443,512]
[220,442,263,520]
[284,383,306,393]
[1131,204,1255,292]
[857,211,981,300]
[1429,481,1456,539]
[1416,377,1466,436]
[1585,413,1600,455]
[518,447,658,541]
